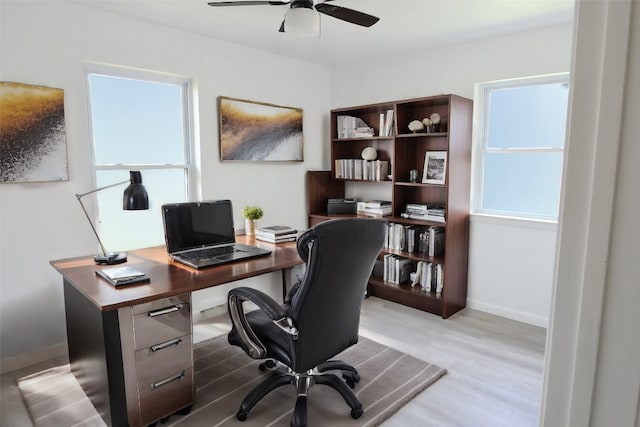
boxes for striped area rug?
[18,335,446,427]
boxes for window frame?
[84,64,197,248]
[470,72,569,223]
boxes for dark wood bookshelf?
[307,94,472,318]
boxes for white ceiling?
[74,0,575,68]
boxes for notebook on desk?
[161,200,271,269]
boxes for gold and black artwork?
[218,96,303,162]
[0,82,68,183]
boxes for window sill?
[470,212,558,232]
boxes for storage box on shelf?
[307,94,472,318]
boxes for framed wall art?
[0,81,68,183]
[218,96,303,162]
[422,151,447,185]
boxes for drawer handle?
[148,304,183,317]
[150,338,183,353]
[152,371,185,389]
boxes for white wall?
[330,24,573,327]
[0,0,329,367]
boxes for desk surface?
[51,236,302,311]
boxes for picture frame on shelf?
[422,151,447,185]
[218,96,303,162]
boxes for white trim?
[540,0,633,425]
[1,343,67,374]
[466,299,548,329]
[470,212,557,232]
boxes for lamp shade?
[123,171,149,210]
[284,7,320,36]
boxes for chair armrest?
[227,287,292,359]
[228,287,286,320]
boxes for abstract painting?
[0,82,68,183]
[218,96,303,161]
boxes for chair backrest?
[288,218,386,372]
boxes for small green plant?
[242,205,263,220]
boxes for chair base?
[236,359,363,427]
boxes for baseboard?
[467,299,549,328]
[1,342,68,374]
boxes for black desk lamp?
[76,170,149,265]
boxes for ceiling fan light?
[284,7,320,36]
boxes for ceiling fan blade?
[207,1,290,7]
[314,3,379,27]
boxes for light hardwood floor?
[1,297,546,427]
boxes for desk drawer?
[136,334,193,425]
[133,295,191,350]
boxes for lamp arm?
[76,195,109,257]
[75,182,128,257]
[75,179,129,199]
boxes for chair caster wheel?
[343,371,360,389]
[259,359,276,371]
[351,407,364,419]
[177,404,193,415]
[236,410,248,421]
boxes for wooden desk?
[50,236,302,427]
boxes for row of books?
[336,111,395,139]
[382,254,413,285]
[378,110,395,137]
[401,203,446,223]
[335,159,389,181]
[385,222,445,257]
[357,200,392,217]
[337,115,373,138]
[255,225,298,243]
[410,261,444,294]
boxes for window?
[86,69,194,251]
[472,73,569,220]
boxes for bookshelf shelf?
[307,94,472,318]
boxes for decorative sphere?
[361,147,377,161]
[408,120,425,132]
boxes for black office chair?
[226,218,386,427]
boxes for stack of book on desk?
[95,266,150,287]
[255,225,298,243]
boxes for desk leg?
[282,269,289,301]
[63,280,127,427]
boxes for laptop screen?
[162,200,236,253]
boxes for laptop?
[161,200,271,269]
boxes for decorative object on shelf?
[361,146,377,160]
[409,169,419,183]
[422,151,448,185]
[408,119,425,133]
[422,117,434,133]
[0,81,68,183]
[218,96,303,162]
[430,112,441,132]
[76,171,150,265]
[242,205,263,236]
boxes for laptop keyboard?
[181,246,236,261]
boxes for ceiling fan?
[206,0,379,35]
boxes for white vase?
[245,219,257,236]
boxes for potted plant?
[242,205,263,236]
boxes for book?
[256,225,297,237]
[255,235,297,243]
[96,266,150,287]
